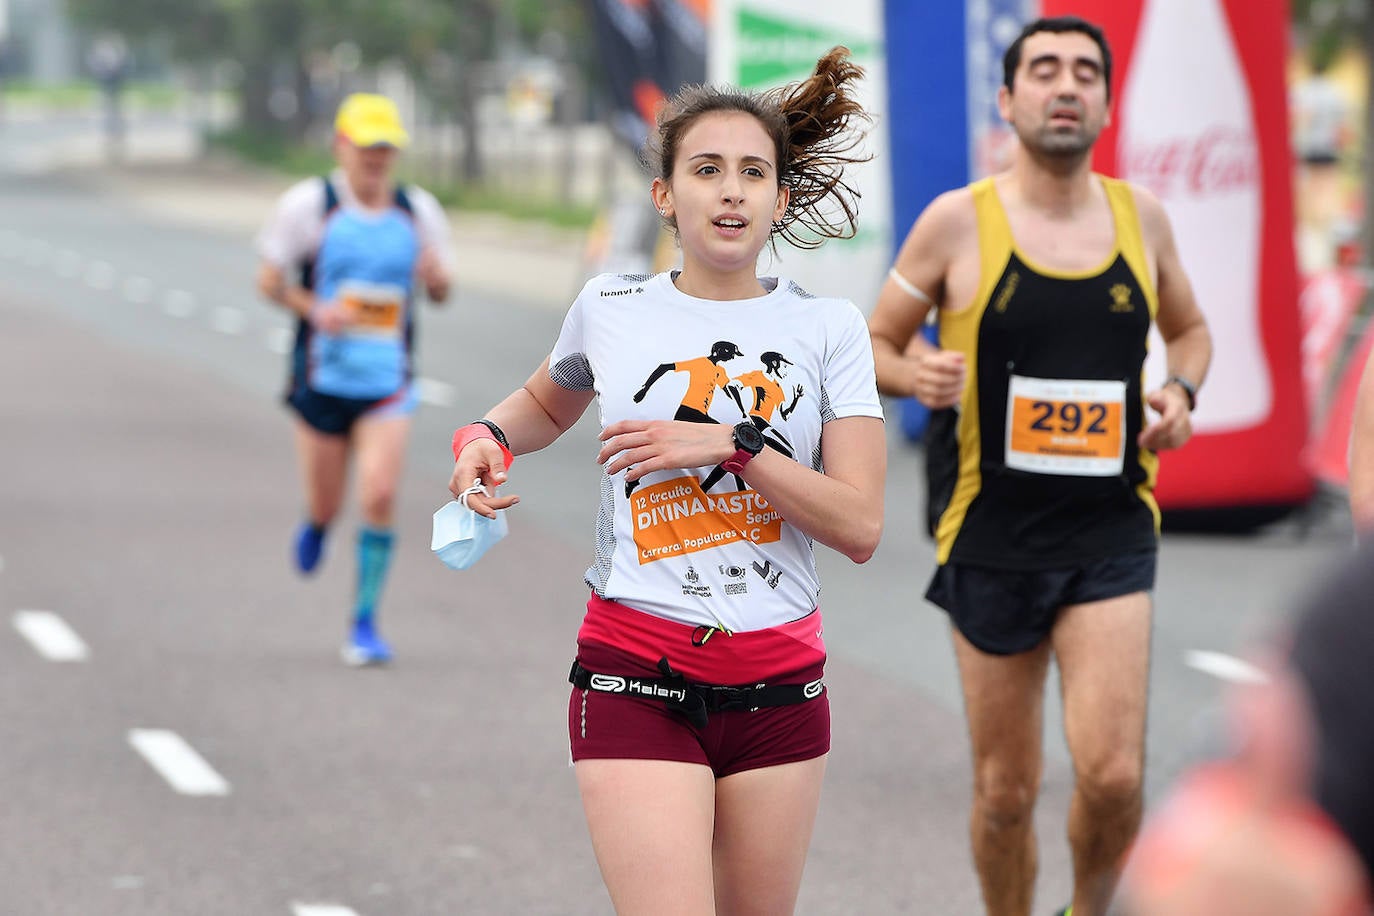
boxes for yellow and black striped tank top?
[926,175,1162,569]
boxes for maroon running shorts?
[568,642,829,777]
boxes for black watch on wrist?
[1165,375,1197,412]
[722,421,765,474]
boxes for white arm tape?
[888,267,934,305]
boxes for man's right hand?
[310,301,352,335]
[911,349,967,409]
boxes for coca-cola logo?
[1123,127,1259,197]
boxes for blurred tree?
[68,0,590,182]
[1291,0,1373,265]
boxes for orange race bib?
[1005,376,1126,476]
[631,476,783,565]
[338,282,404,338]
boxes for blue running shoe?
[341,619,392,667]
[294,522,326,574]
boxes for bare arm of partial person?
[1137,189,1213,452]
[1346,353,1374,531]
[597,414,886,564]
[448,356,596,515]
[867,190,969,407]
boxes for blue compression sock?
[353,526,395,626]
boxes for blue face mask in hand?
[431,482,508,571]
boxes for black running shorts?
[925,550,1157,655]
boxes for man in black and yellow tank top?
[869,16,1212,916]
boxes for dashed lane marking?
[162,289,197,317]
[1183,650,1269,685]
[23,238,51,267]
[12,610,90,662]
[292,905,360,916]
[121,276,154,304]
[417,377,456,407]
[210,306,246,335]
[127,729,231,796]
[266,326,294,354]
[53,249,81,278]
[84,260,116,290]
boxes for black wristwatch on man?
[1165,375,1197,412]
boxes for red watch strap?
[452,423,514,470]
[721,449,755,474]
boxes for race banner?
[651,0,710,96]
[590,0,664,150]
[709,0,892,312]
[590,0,711,152]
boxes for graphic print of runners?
[701,350,803,492]
[628,341,745,497]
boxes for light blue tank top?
[309,205,419,398]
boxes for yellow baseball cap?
[334,93,410,149]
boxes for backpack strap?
[322,174,341,216]
[392,184,414,217]
[298,175,339,292]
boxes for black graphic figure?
[627,340,744,496]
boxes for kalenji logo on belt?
[588,674,626,693]
[802,678,824,699]
[626,679,688,703]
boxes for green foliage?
[1291,0,1368,68]
[1,80,183,109]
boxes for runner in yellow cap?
[256,92,454,666]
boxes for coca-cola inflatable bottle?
[1120,0,1268,432]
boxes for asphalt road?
[0,121,1355,915]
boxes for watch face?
[734,422,765,453]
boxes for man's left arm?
[1138,190,1213,451]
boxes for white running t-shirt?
[548,271,883,632]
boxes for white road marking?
[210,306,246,335]
[266,326,294,354]
[292,905,360,916]
[12,610,89,662]
[121,276,154,304]
[417,377,456,407]
[1184,650,1269,685]
[23,238,51,267]
[53,249,81,278]
[127,729,231,796]
[111,876,145,890]
[162,289,197,317]
[85,260,116,290]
